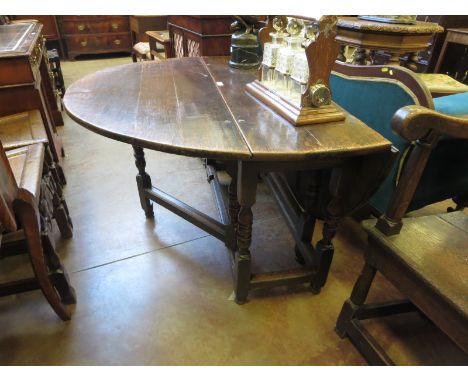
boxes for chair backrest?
[330,61,434,213]
[0,140,18,233]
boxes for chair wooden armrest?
[3,138,49,151]
[6,144,44,203]
[392,105,468,141]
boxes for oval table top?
[64,56,390,162]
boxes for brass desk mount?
[246,15,345,126]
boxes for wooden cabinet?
[167,16,232,58]
[9,15,65,56]
[0,22,65,175]
[58,16,132,59]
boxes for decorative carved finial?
[318,15,338,38]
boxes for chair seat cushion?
[363,212,468,321]
[418,73,468,96]
[132,42,150,55]
[433,92,468,117]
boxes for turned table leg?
[133,145,154,218]
[234,161,258,304]
[311,167,343,293]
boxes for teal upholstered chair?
[330,61,468,214]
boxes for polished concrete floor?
[0,55,467,365]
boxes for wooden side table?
[64,56,393,304]
[434,28,468,80]
[146,30,172,59]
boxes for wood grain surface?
[64,56,390,161]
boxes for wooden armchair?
[0,141,76,320]
[335,106,468,364]
[0,110,73,238]
[330,61,468,215]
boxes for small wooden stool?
[131,42,152,62]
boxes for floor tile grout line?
[71,233,211,274]
[70,213,282,275]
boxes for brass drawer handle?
[111,23,119,30]
[114,39,121,45]
[78,24,85,31]
[80,41,88,47]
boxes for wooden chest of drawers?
[58,16,132,59]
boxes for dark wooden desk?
[63,57,393,303]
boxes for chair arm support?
[3,138,48,151]
[392,105,468,141]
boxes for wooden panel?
[167,16,232,57]
[63,58,251,160]
[167,16,232,35]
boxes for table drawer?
[62,18,130,35]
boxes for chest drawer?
[66,34,131,52]
[62,18,130,35]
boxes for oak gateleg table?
[64,56,394,303]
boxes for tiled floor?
[0,54,466,365]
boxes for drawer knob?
[80,41,88,47]
[114,39,121,45]
[111,23,119,30]
[77,24,85,31]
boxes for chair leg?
[41,233,76,305]
[15,199,74,320]
[336,261,376,338]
